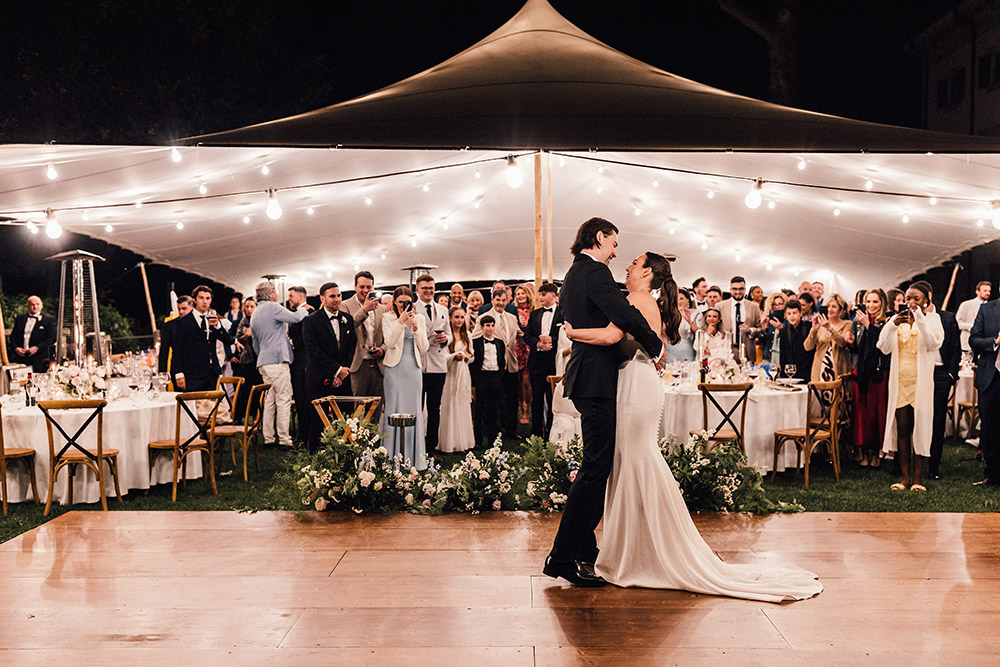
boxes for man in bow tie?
[524,282,561,438]
[691,277,709,311]
[416,274,451,453]
[303,281,357,451]
[9,295,57,372]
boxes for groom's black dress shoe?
[543,557,607,587]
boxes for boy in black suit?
[302,282,357,451]
[471,315,504,448]
[524,282,560,438]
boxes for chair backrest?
[216,376,244,415]
[174,391,225,448]
[547,375,564,396]
[698,382,753,451]
[311,395,381,440]
[240,383,272,438]
[36,399,108,463]
[0,403,6,461]
[805,379,841,444]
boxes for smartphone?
[368,293,377,301]
[770,309,784,322]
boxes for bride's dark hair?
[643,252,681,345]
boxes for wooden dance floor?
[1,510,998,665]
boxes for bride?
[564,252,822,603]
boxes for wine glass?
[783,363,796,380]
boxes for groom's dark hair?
[570,217,618,256]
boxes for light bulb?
[505,155,523,189]
[135,200,143,209]
[558,157,566,167]
[833,208,841,216]
[700,241,708,250]
[634,208,641,216]
[902,214,910,223]
[326,271,333,278]
[176,221,184,230]
[929,196,938,205]
[668,227,676,235]
[597,166,605,174]
[365,197,373,206]
[243,215,250,224]
[46,163,57,180]
[735,253,742,262]
[767,200,776,210]
[707,190,715,199]
[105,223,114,233]
[797,159,806,170]
[652,179,659,188]
[422,184,430,193]
[977,218,985,227]
[170,147,182,163]
[473,201,480,209]
[766,263,773,271]
[353,263,360,271]
[596,186,604,194]
[306,206,315,215]
[794,269,801,276]
[744,179,763,209]
[442,220,449,229]
[380,253,386,260]
[26,220,38,234]
[199,183,208,195]
[865,179,873,190]
[410,238,417,247]
[265,189,282,220]
[81,211,90,221]
[261,164,270,176]
[44,209,61,239]
[474,170,481,179]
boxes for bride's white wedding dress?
[594,351,823,602]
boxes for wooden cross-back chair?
[772,378,842,488]
[211,383,271,481]
[547,375,564,396]
[311,395,382,443]
[148,390,224,501]
[37,399,122,516]
[0,403,40,515]
[956,384,978,439]
[690,382,753,453]
[214,375,244,424]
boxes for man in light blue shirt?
[251,281,310,447]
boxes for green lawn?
[2,427,997,544]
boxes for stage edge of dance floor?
[0,510,998,666]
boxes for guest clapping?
[804,293,854,386]
[876,282,944,491]
[381,287,431,468]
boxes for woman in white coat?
[876,282,943,491]
[381,286,431,469]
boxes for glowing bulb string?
[548,152,996,206]
[0,151,539,219]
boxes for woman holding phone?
[852,288,889,467]
[381,286,431,469]
[759,291,787,362]
[877,282,944,491]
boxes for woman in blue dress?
[665,288,696,362]
[380,286,431,469]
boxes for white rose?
[405,493,414,504]
[314,497,328,511]
[373,481,383,491]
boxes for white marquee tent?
[3,0,1000,298]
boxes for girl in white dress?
[438,307,475,453]
[565,252,822,603]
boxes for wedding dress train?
[594,352,823,603]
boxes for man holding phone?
[344,270,386,421]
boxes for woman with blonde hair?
[381,286,431,469]
[851,288,890,467]
[804,293,854,384]
[513,283,539,425]
[465,290,484,328]
[759,291,787,362]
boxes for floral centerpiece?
[53,362,108,397]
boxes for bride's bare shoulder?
[627,291,661,331]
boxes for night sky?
[0,0,961,326]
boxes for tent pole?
[546,152,553,284]
[941,262,961,311]
[0,297,9,366]
[138,262,158,336]
[534,153,543,289]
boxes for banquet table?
[1,393,202,506]
[660,383,809,473]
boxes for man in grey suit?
[343,270,386,421]
[969,298,1000,485]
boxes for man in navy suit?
[303,282,357,451]
[171,285,233,392]
[524,282,561,438]
[921,283,961,480]
[970,295,1000,485]
[543,218,664,587]
[8,295,57,372]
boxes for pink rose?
[492,499,502,511]
[422,499,431,507]
[569,469,577,483]
[542,500,551,508]
[478,470,490,480]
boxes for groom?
[544,217,665,587]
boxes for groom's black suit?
[549,252,663,566]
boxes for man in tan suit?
[471,288,520,437]
[343,270,386,420]
[719,275,761,362]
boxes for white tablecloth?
[946,372,975,438]
[660,384,808,472]
[1,394,202,505]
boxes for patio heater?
[401,264,438,291]
[46,249,106,365]
[262,273,286,306]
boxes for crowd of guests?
[671,274,999,491]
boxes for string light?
[105,223,114,232]
[326,271,333,278]
[865,179,874,190]
[473,200,481,209]
[176,221,184,230]
[261,164,270,176]
[505,155,523,188]
[744,178,764,209]
[633,208,641,216]
[668,226,676,235]
[652,179,659,187]
[422,183,430,192]
[410,237,417,247]
[198,183,208,195]
[767,200,776,209]
[902,214,910,223]
[306,206,315,215]
[766,263,773,271]
[353,263,360,271]
[44,208,62,238]
[380,252,387,260]
[707,190,715,199]
[735,253,742,262]
[977,218,985,227]
[833,208,841,216]
[797,159,806,170]
[135,200,143,209]
[26,221,38,234]
[243,215,250,224]
[597,166,605,174]
[596,185,604,194]
[46,163,58,180]
[170,147,182,163]
[701,240,708,250]
[794,269,801,276]
[81,211,89,221]
[558,156,566,167]
[474,170,481,179]
[265,188,282,220]
[929,196,938,205]
[364,197,373,206]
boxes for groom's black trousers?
[549,396,616,563]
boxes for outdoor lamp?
[266,188,283,220]
[744,178,764,209]
[44,208,62,239]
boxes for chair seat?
[690,428,737,440]
[60,448,119,459]
[2,447,36,459]
[957,401,975,408]
[213,425,245,437]
[775,428,831,439]
[148,439,208,449]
